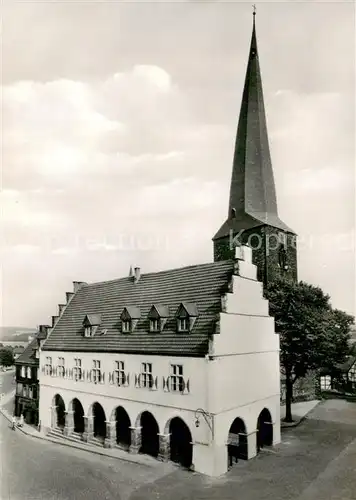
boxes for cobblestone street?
[2,397,356,500]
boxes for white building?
[38,15,293,476]
[39,246,280,476]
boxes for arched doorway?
[169,417,192,468]
[92,402,106,439]
[54,394,66,428]
[140,411,159,457]
[116,406,131,449]
[71,398,85,434]
[227,417,247,468]
[257,408,273,451]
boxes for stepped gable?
[42,260,235,356]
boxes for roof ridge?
[85,259,234,288]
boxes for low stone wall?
[280,372,319,404]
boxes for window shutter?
[135,374,138,388]
[162,376,166,391]
[109,372,112,384]
[102,372,105,384]
[186,379,190,394]
[138,373,142,388]
[69,369,73,379]
[181,378,186,393]
[153,376,158,390]
[126,373,130,386]
[165,376,171,392]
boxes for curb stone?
[281,400,321,429]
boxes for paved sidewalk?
[281,400,320,428]
[0,368,15,376]
[0,401,173,471]
[0,389,15,405]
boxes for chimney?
[52,315,59,327]
[58,304,66,316]
[39,325,50,338]
[129,265,134,277]
[134,267,141,283]
[66,292,74,303]
[73,281,87,293]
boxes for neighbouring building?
[15,326,49,425]
[38,14,295,476]
[13,346,25,360]
[320,356,356,394]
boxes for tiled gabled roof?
[121,306,141,320]
[42,260,235,356]
[15,339,39,366]
[83,314,102,326]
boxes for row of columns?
[50,405,172,461]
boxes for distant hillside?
[0,327,37,342]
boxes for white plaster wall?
[225,276,269,316]
[208,254,281,458]
[39,351,208,440]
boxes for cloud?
[2,2,355,326]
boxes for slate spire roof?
[214,14,295,239]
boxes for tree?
[0,347,15,367]
[265,278,354,422]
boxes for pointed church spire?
[214,14,294,241]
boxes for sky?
[1,0,355,327]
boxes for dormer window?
[82,313,102,337]
[178,318,189,332]
[120,306,141,333]
[122,320,131,333]
[148,304,169,333]
[175,302,198,333]
[150,318,160,332]
[84,326,92,337]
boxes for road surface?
[1,387,356,500]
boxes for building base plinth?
[192,442,228,477]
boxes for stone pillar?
[158,434,171,462]
[129,426,142,454]
[246,431,257,459]
[104,421,116,448]
[82,415,94,442]
[50,405,57,429]
[63,410,74,437]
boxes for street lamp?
[194,408,214,438]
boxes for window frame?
[178,317,189,332]
[57,357,65,378]
[141,362,153,389]
[170,364,184,392]
[92,359,101,383]
[122,320,131,333]
[150,318,160,332]
[114,360,125,386]
[320,375,331,390]
[84,326,92,337]
[73,358,82,380]
[44,357,52,376]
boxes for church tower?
[213,12,298,285]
